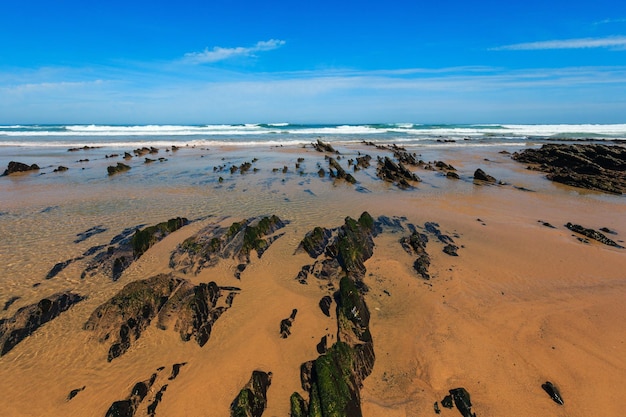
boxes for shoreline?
[1,141,625,417]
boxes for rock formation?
[2,161,40,176]
[230,370,272,417]
[512,144,626,194]
[0,292,84,356]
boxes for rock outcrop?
[81,217,188,281]
[376,156,421,189]
[84,273,239,361]
[107,162,131,175]
[290,213,377,417]
[473,168,496,183]
[512,144,626,194]
[230,370,272,417]
[170,215,287,277]
[2,161,40,176]
[0,292,84,356]
[565,223,623,248]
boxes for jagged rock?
[280,309,298,338]
[170,216,287,276]
[297,227,333,258]
[443,244,459,256]
[328,157,357,184]
[0,292,84,356]
[354,155,372,170]
[316,335,328,354]
[85,274,182,361]
[3,296,20,311]
[565,223,623,248]
[82,218,187,281]
[512,144,626,194]
[319,296,332,317]
[107,162,131,175]
[541,381,564,405]
[168,362,187,380]
[312,139,338,154]
[473,168,496,183]
[67,386,86,401]
[449,387,477,417]
[46,257,80,279]
[75,225,107,243]
[401,230,431,279]
[85,274,237,361]
[376,156,421,189]
[147,385,168,416]
[105,374,158,417]
[230,370,272,417]
[2,161,40,176]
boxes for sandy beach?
[0,140,625,417]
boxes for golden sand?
[0,144,624,417]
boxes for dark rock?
[446,171,460,179]
[3,296,20,311]
[319,296,332,317]
[46,258,81,279]
[443,244,459,256]
[67,386,86,401]
[170,216,287,276]
[316,335,328,354]
[449,387,476,417]
[230,370,272,417]
[105,374,158,417]
[74,225,107,243]
[541,381,564,405]
[131,217,188,258]
[280,309,298,338]
[297,227,333,258]
[147,385,168,416]
[107,162,131,175]
[0,292,84,356]
[84,274,181,361]
[2,161,40,176]
[441,395,453,408]
[328,157,357,184]
[168,362,187,380]
[539,221,556,229]
[473,168,496,183]
[600,227,617,235]
[53,166,68,172]
[82,218,187,281]
[312,139,338,154]
[565,223,623,248]
[376,156,421,189]
[401,230,431,279]
[512,144,626,194]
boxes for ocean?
[1,123,626,149]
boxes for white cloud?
[183,39,286,64]
[492,36,626,51]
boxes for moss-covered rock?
[131,217,188,258]
[230,371,272,417]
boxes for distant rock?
[0,292,84,356]
[107,162,131,175]
[312,139,338,154]
[66,386,86,401]
[473,168,496,183]
[376,156,421,189]
[512,144,626,194]
[565,222,623,248]
[2,161,40,176]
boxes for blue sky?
[1,0,625,124]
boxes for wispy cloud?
[594,18,626,25]
[183,39,286,64]
[492,36,626,51]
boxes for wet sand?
[0,142,625,417]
